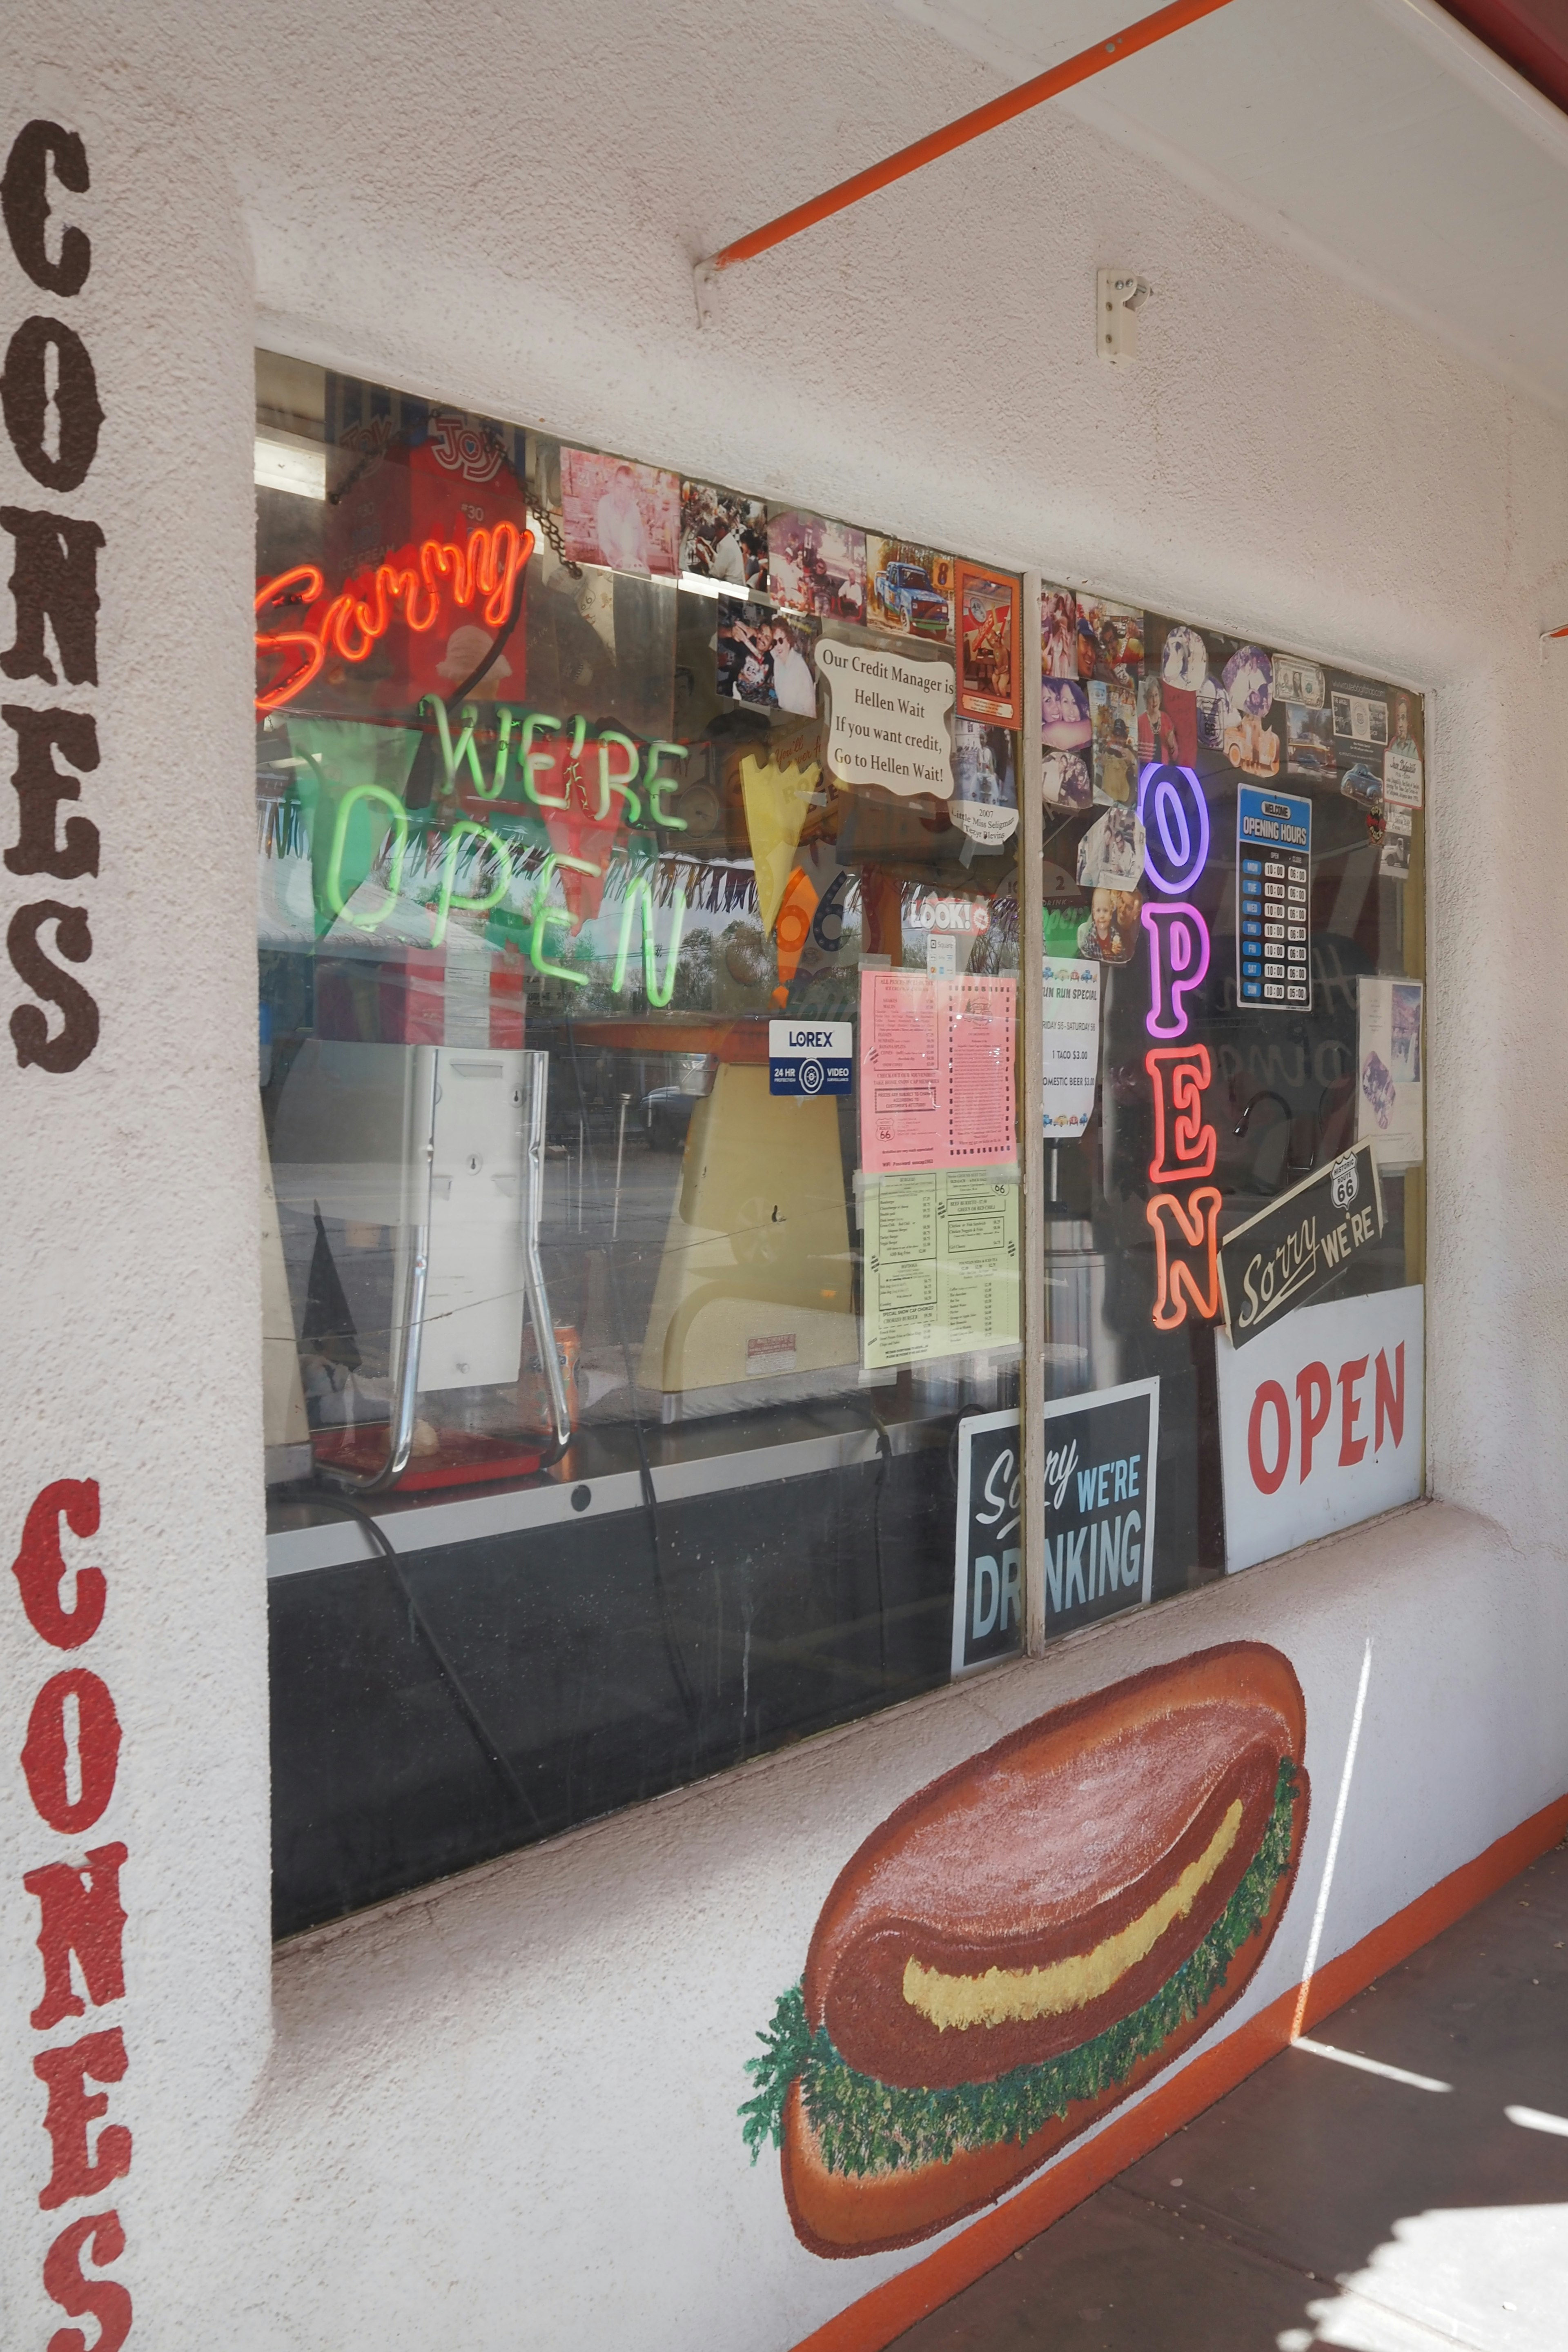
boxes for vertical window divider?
[1020,569,1046,1655]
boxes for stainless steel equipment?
[268,1042,570,1490]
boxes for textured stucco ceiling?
[875,0,1568,410]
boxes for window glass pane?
[1038,593,1424,1638]
[257,354,1022,1933]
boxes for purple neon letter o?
[1138,762,1209,895]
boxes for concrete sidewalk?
[895,1843,1568,2352]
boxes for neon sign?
[1136,762,1221,1330]
[1142,904,1209,1039]
[1146,1043,1215,1183]
[254,523,534,714]
[497,716,687,827]
[1140,760,1210,892]
[1147,1186,1223,1331]
[318,783,686,997]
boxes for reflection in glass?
[256,354,1022,1932]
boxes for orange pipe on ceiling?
[702,0,1238,274]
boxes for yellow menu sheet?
[861,1170,1020,1369]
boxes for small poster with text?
[858,968,1016,1174]
[1357,977,1423,1170]
[1042,954,1101,1136]
[1216,1285,1423,1574]
[1041,1377,1160,1637]
[951,1408,1024,1674]
[816,639,955,797]
[862,1171,1019,1370]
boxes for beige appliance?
[639,1062,857,1414]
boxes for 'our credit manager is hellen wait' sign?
[769,1020,853,1096]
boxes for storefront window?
[1033,594,1423,1645]
[256,355,1423,1937]
[257,355,1023,1933]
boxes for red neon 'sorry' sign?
[254,521,535,715]
[1136,762,1221,1330]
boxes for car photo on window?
[875,559,950,638]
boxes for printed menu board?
[858,968,1016,1174]
[861,1171,1020,1370]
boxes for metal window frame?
[1018,570,1048,1655]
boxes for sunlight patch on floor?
[1288,2200,1568,2352]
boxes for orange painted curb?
[790,1790,1568,2352]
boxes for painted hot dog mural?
[741,1643,1308,2256]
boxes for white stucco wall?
[0,4,1565,2349]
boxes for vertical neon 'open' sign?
[1139,762,1211,1038]
[1137,763,1221,1329]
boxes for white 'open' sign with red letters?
[1216,1285,1423,1574]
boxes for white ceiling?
[877,0,1568,412]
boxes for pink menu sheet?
[858,968,1016,1174]
[948,974,1016,1164]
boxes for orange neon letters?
[1144,1044,1220,1326]
[1146,1043,1215,1184]
[1146,1186,1222,1330]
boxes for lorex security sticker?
[768,1018,853,1096]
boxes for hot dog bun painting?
[741,1643,1307,2257]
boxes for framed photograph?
[1078,595,1144,682]
[1160,622,1208,691]
[1077,802,1146,889]
[1076,884,1143,967]
[768,510,866,621]
[955,561,1019,723]
[559,448,679,575]
[1089,677,1137,804]
[1286,702,1336,781]
[679,480,768,591]
[1383,691,1424,808]
[866,537,953,639]
[1137,675,1167,764]
[1042,748,1092,810]
[1041,674,1091,751]
[717,599,820,714]
[1379,826,1412,882]
[767,611,821,717]
[951,718,1018,846]
[1040,584,1078,679]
